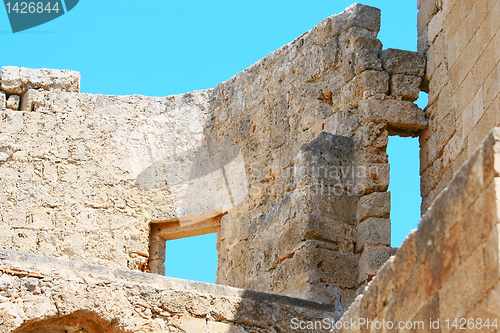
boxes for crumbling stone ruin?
[0,1,499,332]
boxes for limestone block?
[358,245,392,284]
[356,191,391,222]
[390,74,422,101]
[0,141,16,162]
[356,217,391,252]
[171,317,207,332]
[1,66,80,95]
[379,48,426,77]
[0,91,5,109]
[353,36,383,53]
[6,95,20,111]
[0,249,339,333]
[276,242,359,290]
[391,231,417,296]
[355,162,390,194]
[354,122,389,164]
[336,70,389,113]
[294,132,354,188]
[207,321,246,333]
[275,200,357,254]
[20,89,38,111]
[331,3,381,35]
[439,245,486,321]
[359,98,427,135]
[354,49,383,74]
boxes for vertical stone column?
[148,231,166,275]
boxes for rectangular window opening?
[148,215,222,284]
[387,135,421,247]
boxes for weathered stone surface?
[331,3,381,35]
[0,91,5,109]
[1,66,80,95]
[356,217,391,252]
[379,48,426,77]
[295,132,355,188]
[419,0,500,215]
[0,141,16,163]
[0,89,212,270]
[336,126,500,330]
[356,191,391,222]
[0,249,338,333]
[359,98,427,136]
[390,74,421,101]
[6,95,19,111]
[0,3,432,320]
[356,162,390,194]
[19,89,38,111]
[358,245,392,284]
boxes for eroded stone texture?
[6,95,19,111]
[335,127,500,331]
[211,5,425,310]
[356,191,391,222]
[418,0,500,213]
[0,249,338,333]
[0,3,428,318]
[0,90,212,271]
[0,91,5,109]
[0,67,80,95]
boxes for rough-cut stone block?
[356,162,390,194]
[358,245,392,284]
[439,244,486,321]
[336,70,389,112]
[20,89,38,111]
[266,240,359,307]
[356,217,391,252]
[6,94,20,110]
[359,98,428,136]
[295,132,354,188]
[390,74,422,101]
[380,48,426,77]
[0,91,5,109]
[331,3,381,35]
[0,141,16,162]
[484,223,500,291]
[356,191,391,222]
[353,36,383,52]
[392,230,417,292]
[0,249,338,333]
[1,66,80,95]
[354,49,383,74]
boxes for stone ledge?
[0,249,336,313]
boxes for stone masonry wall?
[1,3,426,315]
[0,249,339,333]
[211,3,425,311]
[0,66,213,271]
[418,0,500,212]
[334,127,500,332]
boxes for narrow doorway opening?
[387,135,421,247]
[388,91,427,247]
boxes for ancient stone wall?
[0,249,339,333]
[334,127,500,332]
[1,3,427,317]
[418,0,500,212]
[0,67,213,271]
[211,3,425,310]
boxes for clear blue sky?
[1,1,424,283]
